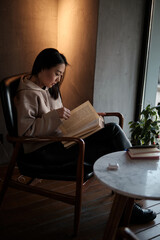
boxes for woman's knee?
[105,122,121,133]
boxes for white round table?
[94,151,160,240]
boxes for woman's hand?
[56,107,71,120]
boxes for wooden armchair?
[0,73,124,236]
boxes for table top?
[94,151,160,200]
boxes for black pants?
[24,123,131,168]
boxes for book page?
[59,101,100,137]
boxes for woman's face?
[38,63,66,88]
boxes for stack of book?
[127,145,160,159]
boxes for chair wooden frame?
[117,227,139,240]
[0,135,85,236]
[0,73,124,236]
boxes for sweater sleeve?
[15,90,62,137]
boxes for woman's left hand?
[56,107,71,120]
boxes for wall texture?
[0,0,58,163]
[0,0,146,164]
[0,0,58,79]
[58,0,99,109]
[93,0,146,136]
[0,0,99,163]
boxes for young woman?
[15,48,156,224]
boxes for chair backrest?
[0,73,27,136]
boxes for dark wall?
[0,0,58,163]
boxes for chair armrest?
[7,135,84,145]
[98,112,124,129]
[7,135,85,183]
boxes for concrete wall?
[93,0,146,136]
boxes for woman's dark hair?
[31,48,68,99]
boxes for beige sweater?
[14,75,63,153]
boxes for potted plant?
[129,104,160,146]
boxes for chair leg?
[0,165,15,206]
[73,174,83,236]
[0,144,20,206]
[73,197,82,236]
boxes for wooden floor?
[0,165,160,240]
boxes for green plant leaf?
[129,104,160,146]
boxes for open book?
[59,101,104,147]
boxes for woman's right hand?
[56,107,71,120]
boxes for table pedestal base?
[103,193,134,240]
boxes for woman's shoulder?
[16,75,46,97]
[18,75,42,91]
